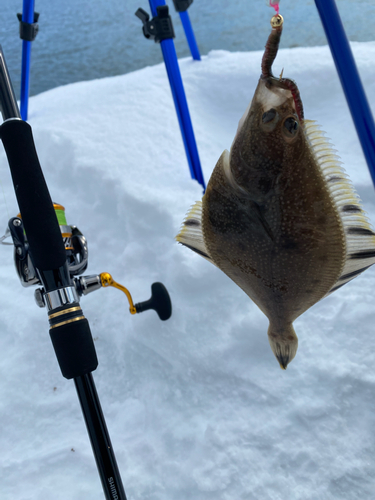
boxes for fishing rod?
[0,45,172,499]
[17,0,39,120]
[135,0,206,192]
[314,0,375,188]
[172,0,200,61]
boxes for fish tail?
[267,323,298,370]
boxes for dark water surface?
[0,0,374,98]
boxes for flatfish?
[176,16,375,369]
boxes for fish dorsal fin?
[176,201,214,264]
[305,120,375,295]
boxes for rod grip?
[50,317,98,379]
[0,119,66,271]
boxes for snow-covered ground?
[1,41,375,499]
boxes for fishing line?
[0,176,10,222]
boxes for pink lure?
[270,0,280,15]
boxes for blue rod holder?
[148,0,205,191]
[20,0,36,121]
[179,11,201,61]
[314,0,375,188]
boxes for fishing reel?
[1,203,172,321]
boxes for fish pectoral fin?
[176,200,214,264]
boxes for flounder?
[176,16,375,369]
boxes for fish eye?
[262,108,277,123]
[283,116,299,137]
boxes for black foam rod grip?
[50,318,98,379]
[0,119,66,271]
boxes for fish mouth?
[255,78,296,114]
[261,20,304,124]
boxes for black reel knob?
[135,282,172,321]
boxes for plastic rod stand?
[160,38,205,188]
[75,373,127,500]
[179,11,200,60]
[20,0,35,120]
[148,0,205,191]
[314,0,375,188]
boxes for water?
[0,0,374,99]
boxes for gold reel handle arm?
[99,272,137,315]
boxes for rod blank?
[0,46,21,120]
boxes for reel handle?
[95,273,172,321]
[135,283,172,321]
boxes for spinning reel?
[1,203,172,321]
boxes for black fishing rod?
[0,45,171,499]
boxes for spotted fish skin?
[177,23,375,369]
[205,81,345,320]
[204,81,346,310]
[202,80,346,366]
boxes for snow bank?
[1,42,375,499]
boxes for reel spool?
[1,203,172,321]
[53,203,88,276]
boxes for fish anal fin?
[176,201,213,264]
[304,120,375,295]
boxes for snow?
[1,42,375,499]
